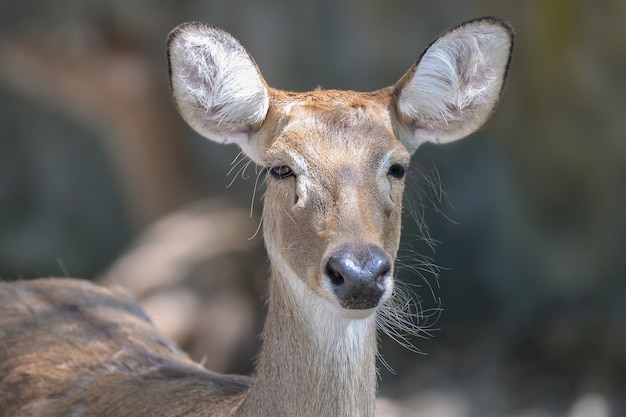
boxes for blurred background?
[1,1,625,416]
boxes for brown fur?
[0,279,251,417]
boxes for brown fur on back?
[0,278,251,417]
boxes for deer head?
[167,18,513,322]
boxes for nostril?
[325,261,345,287]
[367,256,391,284]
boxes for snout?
[324,244,392,310]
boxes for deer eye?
[387,164,407,179]
[269,165,294,179]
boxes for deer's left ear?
[392,17,514,154]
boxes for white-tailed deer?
[0,17,513,417]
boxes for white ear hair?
[167,23,270,161]
[393,17,514,154]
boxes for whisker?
[248,213,264,241]
[379,158,455,353]
[248,167,268,240]
[378,276,442,355]
[226,152,250,188]
[249,166,266,218]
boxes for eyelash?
[268,165,294,179]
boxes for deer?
[0,17,513,417]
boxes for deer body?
[0,278,252,416]
[0,18,513,417]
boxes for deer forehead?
[262,90,410,176]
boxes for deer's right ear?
[167,23,270,162]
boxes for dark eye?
[269,165,294,179]
[388,164,407,179]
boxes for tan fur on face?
[258,89,409,307]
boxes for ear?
[392,17,514,154]
[167,23,270,162]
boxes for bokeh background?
[1,1,625,416]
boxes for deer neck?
[236,260,379,417]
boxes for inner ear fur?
[167,22,270,155]
[392,17,514,154]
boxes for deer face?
[257,91,410,313]
[167,19,513,318]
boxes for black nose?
[325,244,391,310]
